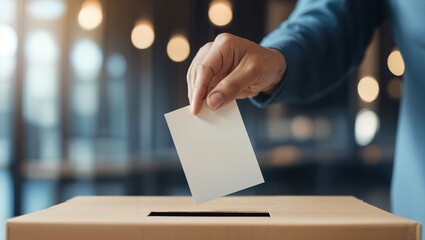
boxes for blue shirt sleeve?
[250,0,386,107]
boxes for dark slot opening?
[148,211,270,217]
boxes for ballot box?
[6,196,421,240]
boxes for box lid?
[6,196,421,240]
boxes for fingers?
[206,63,257,109]
[187,42,212,104]
[190,35,235,114]
[187,34,282,114]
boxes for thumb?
[206,67,251,110]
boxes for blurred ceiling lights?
[387,49,405,76]
[355,109,379,146]
[357,76,379,103]
[167,34,190,62]
[131,20,155,49]
[78,0,103,30]
[27,0,66,21]
[208,0,233,27]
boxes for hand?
[187,33,286,115]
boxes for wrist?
[262,48,286,95]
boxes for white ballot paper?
[164,100,264,204]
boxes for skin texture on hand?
[187,33,287,115]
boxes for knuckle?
[196,63,213,75]
[200,42,213,52]
[196,64,206,73]
[215,33,233,45]
[222,80,241,96]
[245,62,262,75]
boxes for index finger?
[191,37,234,114]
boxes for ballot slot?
[148,211,271,217]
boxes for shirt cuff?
[249,36,302,108]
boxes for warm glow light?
[208,0,233,27]
[167,34,190,62]
[357,76,379,103]
[78,0,103,30]
[27,0,66,20]
[355,109,379,146]
[267,146,300,166]
[387,49,405,76]
[291,115,313,141]
[387,78,403,100]
[131,21,154,49]
[71,40,103,81]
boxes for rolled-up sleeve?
[250,0,386,108]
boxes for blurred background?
[0,0,405,238]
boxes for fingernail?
[190,95,196,114]
[190,104,195,115]
[208,92,225,109]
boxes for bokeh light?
[291,115,313,141]
[387,49,405,76]
[72,83,98,117]
[0,24,17,81]
[267,145,300,167]
[106,53,127,79]
[355,109,379,146]
[0,0,16,23]
[25,66,58,100]
[78,0,103,30]
[27,0,66,21]
[208,0,233,27]
[131,20,154,49]
[25,31,59,63]
[166,34,190,62]
[0,24,17,58]
[387,78,403,100]
[357,76,379,103]
[71,40,103,81]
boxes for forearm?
[251,0,386,107]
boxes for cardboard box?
[6,196,421,240]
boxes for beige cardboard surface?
[7,196,421,240]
